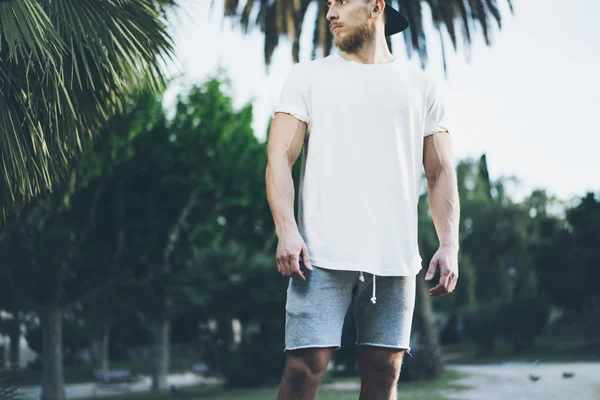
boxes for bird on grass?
[170,384,183,395]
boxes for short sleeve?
[274,64,310,124]
[424,79,449,137]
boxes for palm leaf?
[0,370,23,400]
[218,0,513,67]
[0,0,174,217]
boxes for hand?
[276,228,313,280]
[425,245,459,297]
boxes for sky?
[162,0,600,203]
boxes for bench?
[92,369,140,397]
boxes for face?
[326,0,377,52]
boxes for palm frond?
[0,0,174,217]
[218,0,513,68]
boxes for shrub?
[462,302,503,356]
[500,296,551,353]
[222,337,285,388]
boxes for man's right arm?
[266,112,312,280]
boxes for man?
[265,1,460,399]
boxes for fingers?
[301,246,313,271]
[429,269,458,297]
[429,282,446,297]
[287,254,305,280]
[425,258,438,281]
[277,252,305,280]
[449,273,458,292]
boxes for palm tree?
[0,0,175,217]
[219,0,513,69]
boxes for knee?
[284,355,328,387]
[361,354,403,388]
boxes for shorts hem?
[284,344,341,352]
[355,342,412,356]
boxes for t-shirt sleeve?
[274,64,310,124]
[424,78,449,137]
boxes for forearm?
[266,154,298,235]
[427,167,460,249]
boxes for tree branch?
[54,181,106,303]
[67,278,117,308]
[162,188,200,271]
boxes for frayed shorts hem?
[355,342,412,356]
[284,344,341,352]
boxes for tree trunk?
[151,316,170,391]
[41,305,66,400]
[100,321,111,372]
[8,315,21,369]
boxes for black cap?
[384,2,409,36]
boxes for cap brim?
[384,6,409,36]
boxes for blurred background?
[0,1,598,399]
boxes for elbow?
[426,162,456,187]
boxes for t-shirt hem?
[309,257,423,277]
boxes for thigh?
[285,265,354,351]
[353,273,416,352]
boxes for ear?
[371,0,385,18]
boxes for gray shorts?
[284,264,416,353]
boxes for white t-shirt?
[274,53,449,277]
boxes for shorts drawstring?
[359,271,377,304]
[371,275,376,304]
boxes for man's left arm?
[422,131,460,297]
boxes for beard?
[334,19,376,52]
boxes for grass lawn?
[76,370,469,400]
[443,337,600,365]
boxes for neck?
[339,30,394,64]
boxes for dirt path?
[443,362,600,400]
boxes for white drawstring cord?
[359,272,377,304]
[371,275,377,304]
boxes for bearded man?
[266,1,461,399]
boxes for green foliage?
[461,296,551,356]
[532,192,600,313]
[0,370,23,400]
[222,340,284,388]
[0,0,174,214]
[461,302,502,356]
[499,296,550,353]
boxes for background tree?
[0,89,161,400]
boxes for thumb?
[425,258,437,281]
[301,245,313,270]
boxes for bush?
[440,314,462,345]
[462,302,503,356]
[222,337,285,388]
[500,296,551,353]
